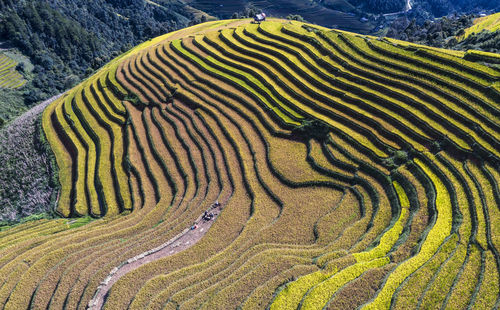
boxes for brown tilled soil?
[91,206,222,309]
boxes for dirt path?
[88,206,222,310]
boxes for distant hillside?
[385,12,500,54]
[409,0,500,21]
[185,0,375,32]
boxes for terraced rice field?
[1,18,499,309]
[459,12,500,41]
[0,53,25,89]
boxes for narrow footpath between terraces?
[88,205,222,309]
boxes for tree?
[287,14,305,22]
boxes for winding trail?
[88,207,222,309]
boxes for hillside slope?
[0,93,61,223]
[454,12,500,54]
[1,19,500,309]
[459,12,500,41]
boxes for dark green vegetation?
[345,0,406,14]
[457,28,500,54]
[411,0,500,20]
[0,0,199,116]
[0,19,499,309]
[0,88,25,127]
